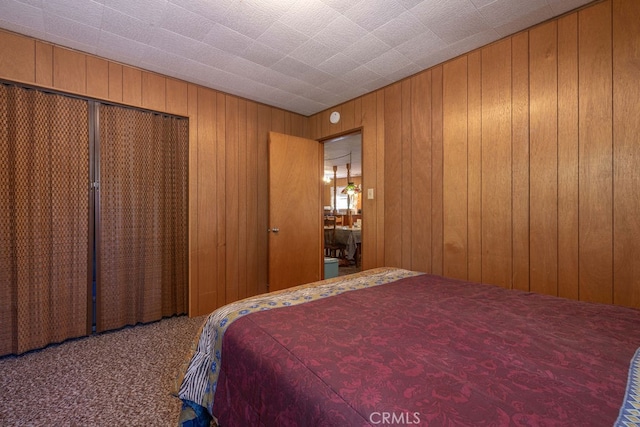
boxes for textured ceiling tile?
[242,41,285,67]
[44,13,100,47]
[158,2,213,41]
[280,0,341,37]
[299,67,333,86]
[395,30,445,60]
[270,56,316,78]
[148,28,204,59]
[396,0,424,10]
[224,56,270,80]
[96,31,148,61]
[341,65,384,85]
[364,49,412,76]
[469,0,496,7]
[313,15,368,52]
[547,0,592,15]
[385,62,422,83]
[103,0,167,25]
[203,23,254,56]
[0,19,46,41]
[141,45,187,73]
[15,0,43,7]
[42,32,98,55]
[343,0,407,32]
[360,76,394,92]
[101,6,153,44]
[191,42,237,68]
[372,10,428,47]
[289,38,335,67]
[317,53,361,77]
[493,4,554,37]
[318,0,354,14]
[167,0,232,22]
[478,0,547,28]
[44,0,103,29]
[340,33,391,65]
[217,0,283,39]
[0,0,44,33]
[257,21,310,55]
[417,5,491,44]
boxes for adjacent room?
[1,0,639,425]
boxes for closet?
[0,84,188,356]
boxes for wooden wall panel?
[481,39,512,289]
[410,71,431,273]
[613,0,640,308]
[225,95,239,304]
[431,66,444,276]
[246,101,259,297]
[467,51,482,283]
[578,1,613,304]
[557,14,580,300]
[375,89,386,267]
[53,47,86,94]
[86,56,109,99]
[360,92,378,271]
[196,87,218,315]
[256,104,271,294]
[384,83,402,268]
[401,80,412,269]
[187,83,199,316]
[0,31,34,83]
[442,57,468,280]
[166,78,188,116]
[216,93,227,307]
[142,71,165,112]
[529,22,558,296]
[108,62,123,103]
[237,99,248,300]
[35,42,53,87]
[122,66,141,107]
[511,32,530,292]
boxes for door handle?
[268,228,280,233]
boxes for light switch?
[367,188,374,200]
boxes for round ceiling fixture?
[330,111,340,124]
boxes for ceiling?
[0,0,593,116]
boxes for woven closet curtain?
[0,85,90,355]
[97,105,188,332]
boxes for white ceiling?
[0,0,593,116]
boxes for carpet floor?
[0,314,207,427]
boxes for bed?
[174,267,640,426]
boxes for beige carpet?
[0,315,206,427]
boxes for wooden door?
[268,132,323,292]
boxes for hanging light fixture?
[341,152,361,196]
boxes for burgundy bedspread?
[212,274,640,426]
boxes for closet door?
[0,85,90,355]
[96,104,188,332]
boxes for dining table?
[333,226,361,262]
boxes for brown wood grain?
[511,32,530,293]
[165,78,188,116]
[467,51,482,283]
[108,62,123,103]
[361,92,377,270]
[53,47,86,94]
[216,93,227,307]
[246,101,259,298]
[410,70,432,274]
[86,56,109,99]
[481,39,512,289]
[35,41,53,87]
[578,1,613,304]
[122,66,141,107]
[529,22,558,296]
[557,13,580,301]
[141,71,165,112]
[431,66,444,276]
[401,80,413,269]
[187,83,199,315]
[443,56,468,280]
[225,95,239,304]
[0,31,34,83]
[613,0,640,308]
[384,82,402,267]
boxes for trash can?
[324,257,339,279]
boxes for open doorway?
[322,131,362,277]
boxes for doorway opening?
[322,131,362,277]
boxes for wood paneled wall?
[1,0,638,312]
[310,0,640,309]
[0,29,308,316]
